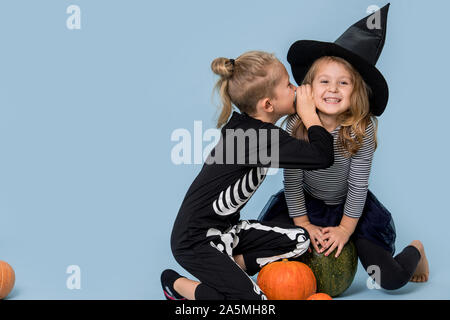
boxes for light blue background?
[0,0,448,299]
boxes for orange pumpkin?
[257,259,316,300]
[0,260,15,299]
[307,293,333,300]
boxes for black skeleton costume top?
[171,111,334,251]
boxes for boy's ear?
[254,97,274,116]
[262,98,274,112]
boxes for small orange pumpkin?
[307,293,333,300]
[0,260,15,299]
[257,259,316,300]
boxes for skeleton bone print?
[207,220,309,268]
[212,167,269,216]
[206,220,309,300]
[206,223,268,300]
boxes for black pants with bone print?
[171,219,310,300]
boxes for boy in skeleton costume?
[162,52,334,300]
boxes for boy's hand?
[321,225,351,258]
[295,84,315,116]
[295,85,321,128]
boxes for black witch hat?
[287,3,390,116]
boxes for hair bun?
[211,57,234,78]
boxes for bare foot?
[409,240,429,282]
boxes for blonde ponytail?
[211,51,284,128]
[211,58,235,128]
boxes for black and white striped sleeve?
[343,121,376,218]
[283,115,308,217]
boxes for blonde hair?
[211,51,285,128]
[288,56,377,157]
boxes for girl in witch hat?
[259,4,429,290]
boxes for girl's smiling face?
[311,60,354,117]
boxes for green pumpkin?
[298,240,358,297]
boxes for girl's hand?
[295,85,321,128]
[321,225,351,258]
[295,221,327,254]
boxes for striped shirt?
[283,114,375,219]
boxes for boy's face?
[271,67,297,116]
[311,60,354,117]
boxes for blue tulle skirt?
[258,189,396,255]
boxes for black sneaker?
[161,269,187,300]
